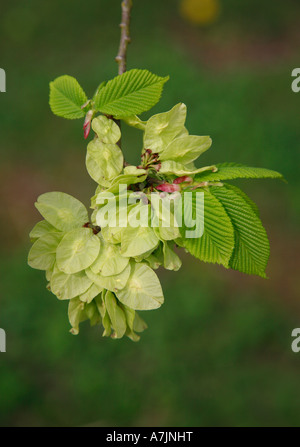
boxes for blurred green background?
[0,0,300,427]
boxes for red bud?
[156,183,180,192]
[173,176,193,184]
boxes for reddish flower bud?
[156,183,180,192]
[83,110,94,139]
[173,176,193,184]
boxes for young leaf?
[177,190,235,267]
[49,75,88,119]
[210,185,270,278]
[94,69,169,117]
[194,163,283,183]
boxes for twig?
[115,0,133,75]
[115,0,133,158]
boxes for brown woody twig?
[115,0,133,75]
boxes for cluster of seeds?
[28,103,217,340]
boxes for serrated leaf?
[224,184,260,217]
[94,69,169,117]
[177,190,235,267]
[210,185,270,278]
[194,163,283,183]
[49,75,88,119]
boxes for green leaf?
[86,139,124,186]
[224,184,260,217]
[50,264,93,300]
[56,228,101,274]
[35,192,89,232]
[28,232,63,271]
[177,190,235,267]
[105,291,127,339]
[49,75,88,119]
[94,69,169,117]
[115,262,164,311]
[144,103,187,152]
[210,185,270,278]
[159,135,212,164]
[194,163,283,183]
